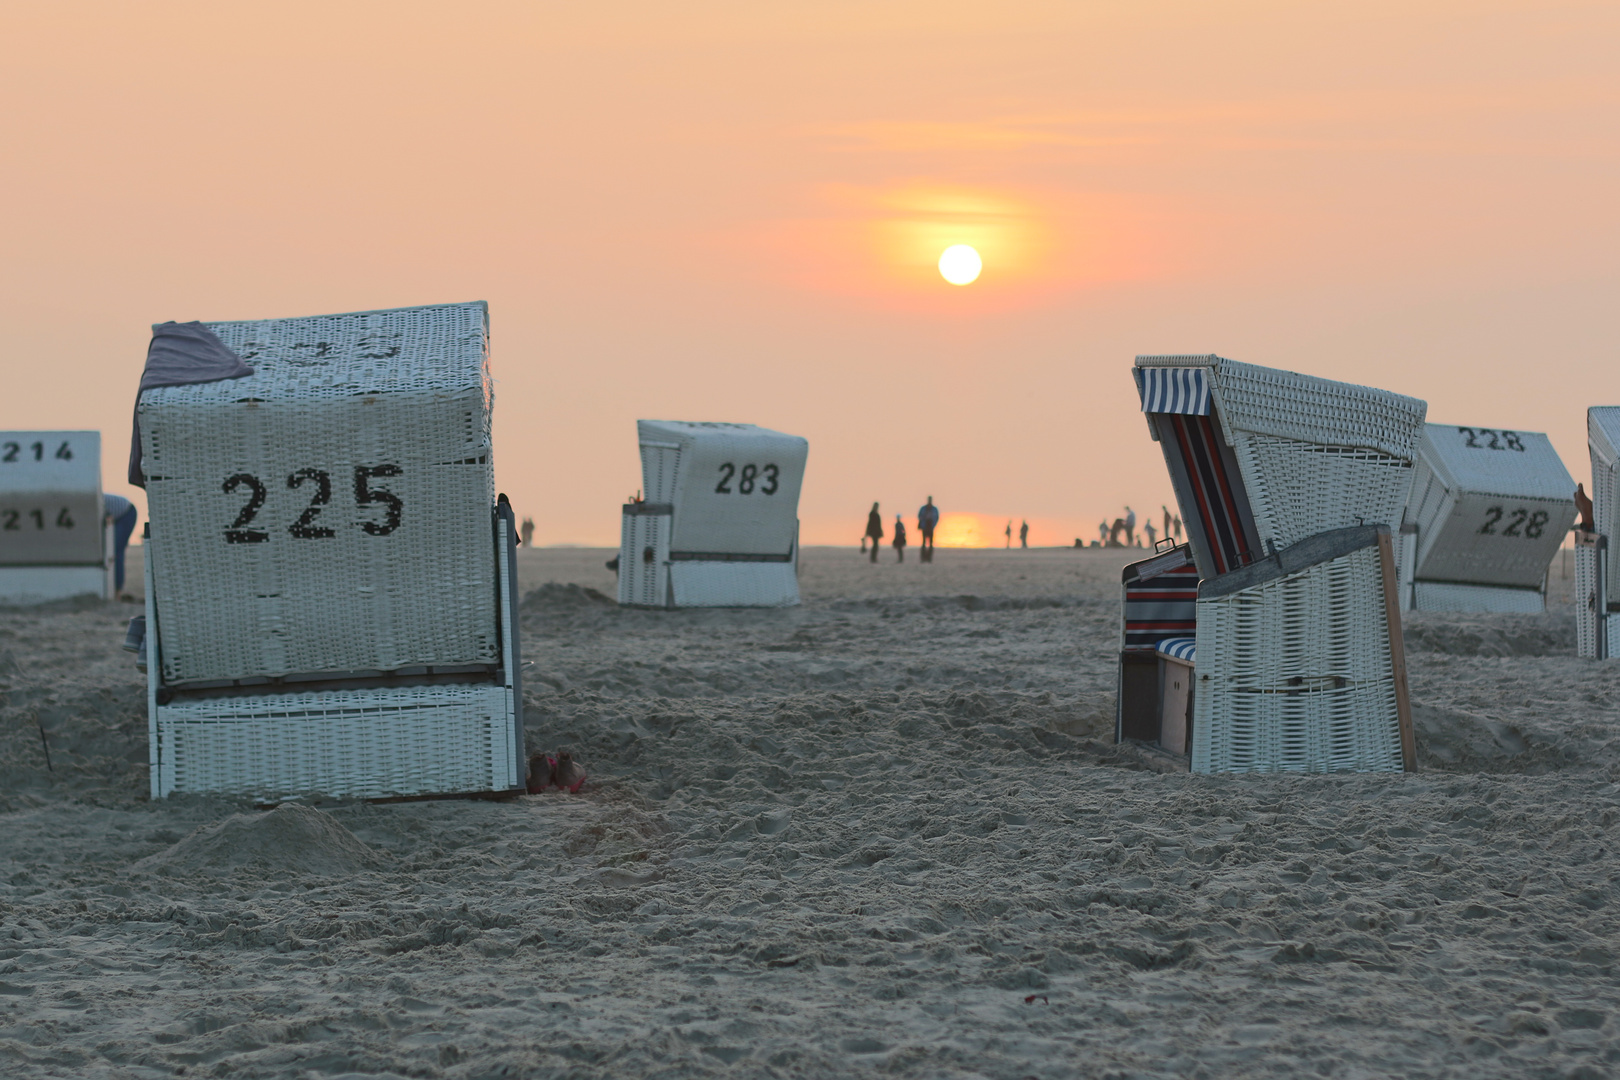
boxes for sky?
[2,0,1616,546]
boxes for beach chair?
[1123,355,1422,772]
[1398,423,1575,613]
[136,303,524,801]
[0,431,113,604]
[618,421,808,608]
[1577,407,1620,658]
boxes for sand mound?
[132,803,385,877]
[521,582,616,612]
[1403,613,1574,657]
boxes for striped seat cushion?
[1156,637,1196,663]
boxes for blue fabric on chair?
[129,321,254,486]
[1155,637,1196,663]
[1135,367,1211,415]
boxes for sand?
[1,545,1618,1078]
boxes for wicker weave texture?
[1588,408,1620,588]
[669,560,799,608]
[140,304,496,684]
[635,421,808,557]
[1575,537,1604,659]
[618,511,671,607]
[153,683,517,800]
[0,431,104,566]
[1191,543,1403,774]
[1412,581,1545,614]
[1231,434,1415,552]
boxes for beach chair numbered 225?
[134,303,524,801]
[618,420,808,609]
[1120,356,1423,773]
[0,431,116,605]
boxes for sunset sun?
[938,244,982,285]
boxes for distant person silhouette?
[1144,520,1158,548]
[865,502,884,563]
[1005,520,1012,548]
[1098,521,1109,545]
[917,496,939,562]
[1019,520,1029,548]
[1124,506,1137,546]
[1162,505,1172,543]
[893,515,907,562]
[1109,518,1126,546]
[1173,514,1183,540]
[520,516,535,547]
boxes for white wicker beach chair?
[1398,423,1575,613]
[617,421,808,608]
[137,303,524,801]
[1577,407,1620,658]
[0,431,112,604]
[1128,356,1423,773]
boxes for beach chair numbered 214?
[0,431,115,604]
[135,303,524,801]
[1120,356,1424,773]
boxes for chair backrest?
[1120,544,1199,651]
[0,431,103,568]
[140,303,496,685]
[1589,408,1620,600]
[636,420,808,557]
[1405,422,1574,588]
[1136,356,1426,579]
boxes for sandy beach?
[1,544,1617,1079]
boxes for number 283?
[714,463,780,495]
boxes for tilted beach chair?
[0,431,114,604]
[1577,407,1620,658]
[135,303,524,800]
[1122,356,1423,773]
[1399,423,1575,613]
[618,421,808,608]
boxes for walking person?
[1098,521,1109,546]
[1124,506,1137,546]
[1144,519,1158,548]
[865,502,884,563]
[917,496,939,562]
[892,515,907,562]
[520,516,535,547]
[1173,514,1183,540]
[1019,520,1029,548]
[1004,520,1012,549]
[1162,505,1172,544]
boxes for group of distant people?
[863,497,940,563]
[1095,505,1183,549]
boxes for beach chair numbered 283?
[1399,422,1575,614]
[0,431,115,605]
[618,420,808,609]
[1119,356,1423,773]
[136,303,524,801]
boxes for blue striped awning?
[1156,637,1196,663]
[1136,367,1211,415]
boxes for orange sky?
[2,1,1616,546]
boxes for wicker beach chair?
[618,421,808,608]
[136,303,524,801]
[0,431,113,604]
[1398,423,1575,614]
[1124,355,1423,773]
[1577,407,1620,658]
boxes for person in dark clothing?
[892,515,907,562]
[1019,520,1029,548]
[865,502,884,562]
[917,496,939,562]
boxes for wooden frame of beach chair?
[617,421,808,609]
[1129,355,1423,773]
[138,303,524,801]
[0,431,114,604]
[1577,407,1620,658]
[1399,422,1575,614]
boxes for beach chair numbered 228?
[0,431,115,605]
[618,420,808,609]
[135,303,524,801]
[1120,356,1423,773]
[1399,422,1575,614]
